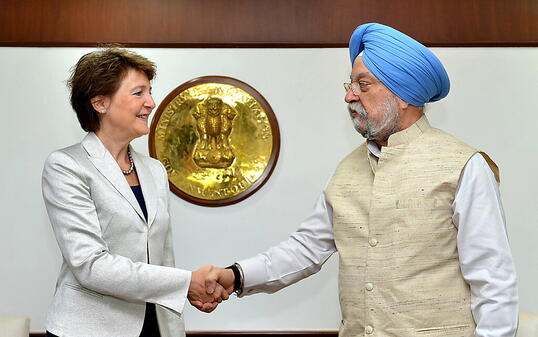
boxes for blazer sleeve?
[42,150,191,316]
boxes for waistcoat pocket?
[416,324,469,334]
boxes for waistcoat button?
[368,238,378,247]
[365,283,374,291]
[365,325,374,334]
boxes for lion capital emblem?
[191,97,237,168]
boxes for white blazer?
[42,132,190,337]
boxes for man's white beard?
[348,95,400,142]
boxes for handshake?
[187,264,237,313]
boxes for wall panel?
[1,0,537,47]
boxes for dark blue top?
[130,185,160,337]
[131,185,148,221]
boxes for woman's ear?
[90,95,109,114]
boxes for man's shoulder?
[423,127,477,153]
[340,142,368,163]
[329,142,369,176]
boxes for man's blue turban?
[349,23,450,106]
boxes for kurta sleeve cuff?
[236,256,271,296]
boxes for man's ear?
[397,97,409,110]
[90,95,109,114]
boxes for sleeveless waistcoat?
[326,117,497,337]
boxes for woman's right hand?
[188,265,231,313]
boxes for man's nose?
[344,88,359,104]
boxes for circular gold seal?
[149,76,280,207]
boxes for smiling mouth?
[137,114,149,119]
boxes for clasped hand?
[187,264,235,313]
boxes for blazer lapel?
[131,150,157,227]
[81,133,146,222]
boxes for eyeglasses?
[343,82,362,95]
[343,81,374,95]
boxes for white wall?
[0,47,536,332]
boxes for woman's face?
[99,68,155,141]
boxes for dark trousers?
[46,303,160,337]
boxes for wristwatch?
[225,263,244,295]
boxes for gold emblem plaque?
[149,76,280,207]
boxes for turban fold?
[349,23,450,106]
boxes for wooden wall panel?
[1,0,537,47]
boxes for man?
[200,23,518,336]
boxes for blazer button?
[365,283,374,291]
[368,238,378,247]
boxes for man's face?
[345,56,401,143]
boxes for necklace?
[122,150,135,175]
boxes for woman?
[42,48,228,337]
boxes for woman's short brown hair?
[67,47,156,132]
